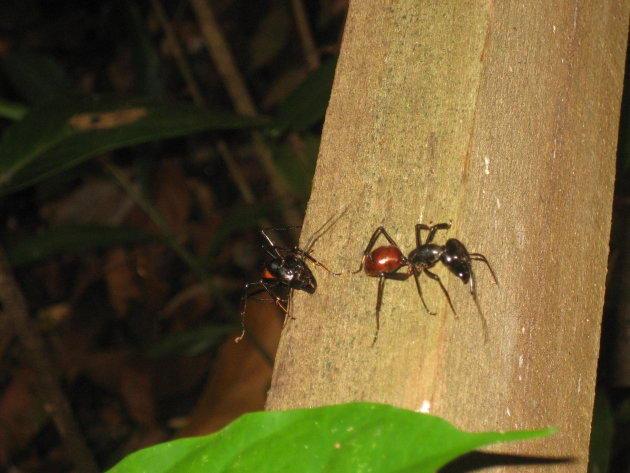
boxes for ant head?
[269,255,317,293]
[288,256,317,293]
[295,274,317,293]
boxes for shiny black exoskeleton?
[265,251,317,294]
[236,211,344,342]
[357,222,497,343]
[408,223,497,316]
[409,223,497,340]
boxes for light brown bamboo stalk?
[266,2,629,472]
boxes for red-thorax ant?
[356,223,498,344]
[235,210,346,342]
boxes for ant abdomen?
[440,239,472,283]
[364,246,405,276]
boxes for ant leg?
[236,281,259,343]
[302,205,349,254]
[259,229,286,260]
[471,295,489,343]
[275,297,288,313]
[415,224,429,247]
[410,270,435,315]
[303,252,342,276]
[377,227,404,247]
[257,282,287,313]
[427,223,451,243]
[247,290,278,302]
[469,253,499,286]
[423,268,457,316]
[281,293,293,328]
[235,280,284,343]
[415,223,450,246]
[466,268,489,343]
[355,227,387,273]
[355,226,403,274]
[372,276,386,345]
[354,228,381,273]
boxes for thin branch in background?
[0,247,99,473]
[151,0,206,106]
[287,132,311,167]
[103,161,229,310]
[103,160,274,364]
[188,0,257,116]
[216,140,256,204]
[290,0,320,70]
[152,0,265,224]
[188,0,302,228]
[216,141,288,247]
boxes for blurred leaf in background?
[267,58,337,136]
[0,1,344,471]
[0,94,265,196]
[6,224,158,267]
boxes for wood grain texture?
[266,1,628,471]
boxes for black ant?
[356,223,497,344]
[235,211,345,342]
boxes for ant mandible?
[356,223,498,344]
[235,211,344,342]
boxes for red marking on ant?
[235,210,346,342]
[356,223,497,344]
[363,246,405,275]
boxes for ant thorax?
[408,243,443,269]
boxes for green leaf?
[0,95,265,196]
[249,3,291,70]
[105,403,555,473]
[0,97,29,120]
[5,224,158,268]
[587,388,613,473]
[123,3,164,97]
[0,51,73,104]
[268,133,318,199]
[268,58,337,135]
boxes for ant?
[235,211,345,342]
[356,223,497,344]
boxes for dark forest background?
[0,1,627,472]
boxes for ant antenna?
[302,205,349,254]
